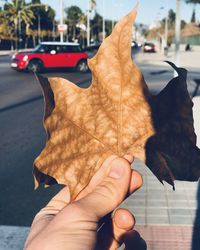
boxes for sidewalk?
[1,158,199,250]
[136,47,200,71]
[0,49,33,56]
[0,50,12,56]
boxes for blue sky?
[1,0,200,25]
[41,0,200,25]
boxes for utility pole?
[18,11,21,50]
[175,0,181,70]
[87,0,90,46]
[165,0,168,46]
[60,0,64,42]
[102,0,105,40]
[38,14,41,43]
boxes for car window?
[33,44,49,53]
[61,45,82,53]
[33,44,82,53]
[55,45,63,53]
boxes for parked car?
[143,42,156,53]
[11,42,89,73]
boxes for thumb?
[77,157,132,220]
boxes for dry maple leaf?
[33,7,200,199]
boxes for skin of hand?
[24,155,146,250]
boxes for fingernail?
[109,164,125,179]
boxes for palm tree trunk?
[73,26,76,41]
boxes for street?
[0,54,199,227]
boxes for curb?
[0,225,29,250]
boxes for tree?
[65,5,83,41]
[2,0,35,49]
[185,0,200,23]
[29,4,55,43]
[168,9,176,25]
[91,12,102,41]
[191,9,196,22]
[185,0,200,3]
[32,0,41,3]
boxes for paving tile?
[167,193,188,200]
[189,208,197,217]
[135,216,146,224]
[125,199,146,207]
[147,208,168,217]
[173,181,187,189]
[185,192,198,200]
[127,161,200,228]
[127,207,146,215]
[183,181,199,189]
[147,193,167,200]
[147,200,167,208]
[168,208,191,216]
[134,225,198,250]
[168,200,188,208]
[147,190,166,196]
[131,193,146,200]
[169,215,194,224]
[189,200,198,209]
[133,189,146,194]
[147,216,169,224]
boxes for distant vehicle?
[131,41,138,48]
[11,42,89,73]
[143,42,156,53]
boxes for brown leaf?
[33,7,200,199]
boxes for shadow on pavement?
[192,79,200,98]
[192,181,200,250]
[0,95,43,113]
[150,70,169,75]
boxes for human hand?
[24,155,146,250]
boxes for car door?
[57,45,75,67]
[66,45,84,67]
[55,45,71,67]
[46,45,73,68]
[60,45,84,67]
[41,45,61,68]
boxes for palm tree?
[185,0,200,23]
[65,5,83,41]
[4,0,36,49]
[185,0,200,3]
[2,0,45,49]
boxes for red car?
[143,42,156,53]
[11,42,89,73]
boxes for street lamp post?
[18,11,22,50]
[38,14,41,43]
[165,0,168,46]
[102,0,105,40]
[87,0,90,47]
[175,0,181,71]
[60,0,64,42]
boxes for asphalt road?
[0,55,199,226]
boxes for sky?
[0,0,199,26]
[40,0,200,26]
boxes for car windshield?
[33,44,44,52]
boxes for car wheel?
[76,60,88,73]
[27,60,43,73]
